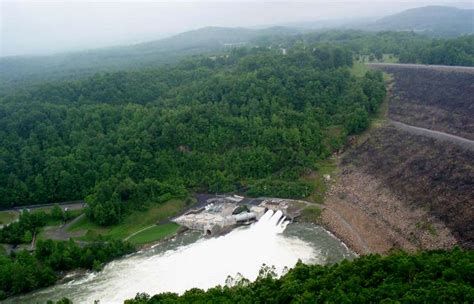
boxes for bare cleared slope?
[321,64,474,253]
[343,126,473,248]
[369,63,474,140]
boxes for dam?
[173,195,301,236]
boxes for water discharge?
[7,210,354,304]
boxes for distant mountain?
[0,26,301,93]
[131,26,297,53]
[366,6,474,37]
[1,6,472,93]
[255,17,373,31]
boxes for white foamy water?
[8,210,354,304]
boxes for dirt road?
[391,120,474,151]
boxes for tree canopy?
[125,249,474,304]
[0,46,385,225]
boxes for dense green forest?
[125,249,474,303]
[0,239,134,299]
[0,46,386,225]
[398,35,474,66]
[269,31,474,66]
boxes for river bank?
[4,212,354,304]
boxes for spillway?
[6,210,354,304]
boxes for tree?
[51,204,63,221]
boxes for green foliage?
[84,178,187,226]
[47,298,73,304]
[399,35,474,66]
[0,211,18,226]
[247,180,314,199]
[299,206,322,223]
[127,223,180,245]
[0,46,385,225]
[0,210,47,244]
[0,239,134,299]
[125,249,474,303]
[0,208,79,244]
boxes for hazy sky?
[1,0,472,57]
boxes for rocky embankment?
[318,64,474,253]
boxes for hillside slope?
[344,126,473,248]
[370,63,474,139]
[321,64,474,252]
[369,6,474,37]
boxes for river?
[7,210,354,304]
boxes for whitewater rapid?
[7,210,354,304]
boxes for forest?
[0,45,386,226]
[398,35,474,66]
[278,31,474,66]
[0,238,134,299]
[125,248,474,303]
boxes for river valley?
[7,210,354,304]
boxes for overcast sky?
[1,0,472,57]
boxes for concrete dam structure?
[173,195,296,236]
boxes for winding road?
[390,120,474,151]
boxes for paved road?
[124,225,155,241]
[391,121,474,151]
[368,62,474,73]
[1,201,86,212]
[41,213,86,241]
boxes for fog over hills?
[2,1,472,57]
[368,6,474,36]
[0,5,472,94]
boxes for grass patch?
[0,211,18,225]
[127,223,180,245]
[299,206,323,224]
[382,54,398,63]
[69,199,186,242]
[358,54,399,64]
[416,221,438,236]
[351,61,369,78]
[308,159,337,204]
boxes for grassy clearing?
[382,54,398,63]
[68,199,186,242]
[299,206,323,224]
[358,54,399,64]
[351,61,370,78]
[314,158,338,202]
[0,211,18,225]
[127,223,180,245]
[303,158,337,204]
